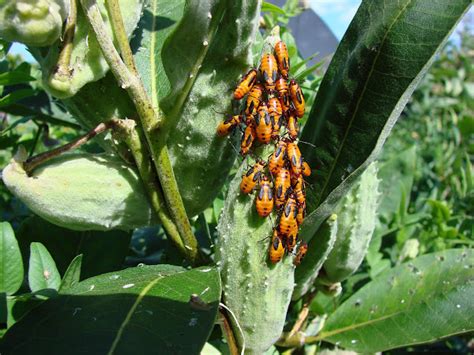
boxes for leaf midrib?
[316,281,474,343]
[316,0,414,206]
[107,275,164,354]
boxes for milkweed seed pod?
[2,150,157,231]
[321,163,380,283]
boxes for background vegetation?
[0,1,472,353]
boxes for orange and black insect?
[296,201,306,225]
[286,114,299,140]
[293,174,306,206]
[240,124,256,157]
[275,77,291,112]
[267,96,283,139]
[274,167,291,208]
[259,53,278,92]
[289,79,305,118]
[255,102,272,144]
[302,161,311,177]
[286,232,297,253]
[293,242,308,266]
[245,84,265,116]
[240,160,265,194]
[233,69,257,100]
[216,115,242,136]
[255,175,274,217]
[268,140,287,175]
[286,140,303,177]
[279,194,299,236]
[269,230,285,264]
[274,41,290,79]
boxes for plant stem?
[80,0,199,264]
[23,121,114,174]
[104,0,138,75]
[49,0,77,82]
[219,307,240,355]
[113,119,186,256]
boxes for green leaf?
[0,88,36,108]
[377,145,417,223]
[17,216,131,280]
[0,71,35,86]
[261,2,286,15]
[2,265,221,354]
[317,249,474,352]
[134,0,261,217]
[0,222,23,295]
[59,255,83,293]
[0,104,82,130]
[28,242,61,292]
[299,0,471,241]
[293,214,338,300]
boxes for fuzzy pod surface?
[2,151,157,231]
[321,162,380,283]
[216,162,295,354]
[292,214,338,300]
[0,0,69,47]
[39,0,144,98]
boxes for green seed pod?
[321,162,380,284]
[292,214,338,300]
[40,0,144,98]
[0,0,68,47]
[2,149,157,231]
[216,162,295,354]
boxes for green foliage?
[318,249,474,352]
[0,0,472,353]
[299,0,472,244]
[0,222,23,295]
[133,0,261,217]
[27,242,61,292]
[1,266,221,354]
[17,216,131,279]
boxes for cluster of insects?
[217,40,309,266]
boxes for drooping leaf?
[0,104,81,132]
[134,0,262,217]
[0,70,35,86]
[317,249,474,352]
[28,242,61,292]
[17,216,131,280]
[2,265,221,354]
[0,222,23,295]
[59,255,83,292]
[0,88,36,108]
[299,0,472,241]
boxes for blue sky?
[8,1,473,62]
[310,0,362,39]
